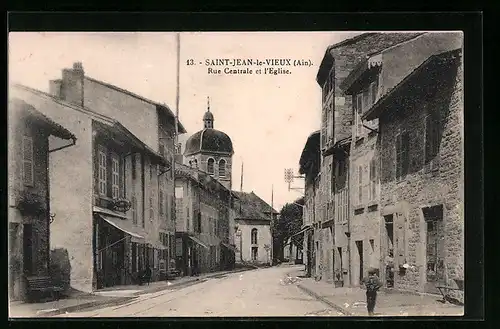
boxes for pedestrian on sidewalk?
[144,264,152,286]
[362,268,383,316]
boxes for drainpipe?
[346,150,352,287]
[47,136,77,276]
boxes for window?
[132,195,137,225]
[149,197,154,222]
[193,159,198,169]
[321,109,328,148]
[170,196,175,222]
[357,165,363,205]
[251,247,258,261]
[355,94,363,137]
[111,154,120,199]
[396,131,410,180]
[219,159,226,177]
[149,164,153,180]
[251,228,258,244]
[98,148,107,196]
[22,136,34,186]
[425,112,440,164]
[369,159,378,201]
[370,81,377,105]
[207,158,215,175]
[186,206,190,231]
[159,190,164,216]
[132,154,137,180]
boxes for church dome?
[184,129,234,156]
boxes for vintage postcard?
[8,31,465,318]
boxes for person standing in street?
[362,268,383,316]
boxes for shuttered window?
[98,148,107,196]
[355,94,363,137]
[369,159,378,201]
[357,165,363,205]
[111,154,120,199]
[395,131,410,180]
[131,195,137,225]
[22,136,34,186]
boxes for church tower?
[184,97,234,190]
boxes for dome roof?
[203,111,214,121]
[184,128,234,156]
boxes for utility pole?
[171,32,181,271]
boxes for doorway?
[384,215,395,287]
[356,240,364,285]
[424,205,445,294]
[23,224,34,276]
[336,247,344,285]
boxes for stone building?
[47,62,186,275]
[11,84,170,292]
[340,32,463,289]
[174,163,236,276]
[313,32,425,286]
[362,46,463,299]
[8,98,76,301]
[184,98,233,191]
[232,191,277,266]
[298,130,320,277]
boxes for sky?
[9,31,361,211]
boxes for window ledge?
[354,206,364,214]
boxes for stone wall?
[378,56,463,297]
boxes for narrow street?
[55,266,341,317]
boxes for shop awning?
[95,212,146,244]
[290,225,313,237]
[221,242,237,253]
[188,235,209,249]
[148,239,168,250]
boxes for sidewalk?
[289,269,464,317]
[9,266,254,318]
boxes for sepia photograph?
[8,30,465,318]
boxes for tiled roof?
[9,98,76,141]
[363,48,462,121]
[317,32,425,86]
[232,191,277,221]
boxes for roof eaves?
[362,48,461,121]
[86,76,187,134]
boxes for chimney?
[49,79,62,98]
[60,62,85,107]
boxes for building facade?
[8,98,76,301]
[48,63,185,272]
[362,46,463,300]
[298,131,320,277]
[233,192,276,266]
[11,84,169,292]
[174,164,235,276]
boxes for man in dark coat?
[143,264,152,286]
[362,268,383,316]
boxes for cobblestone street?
[55,266,342,317]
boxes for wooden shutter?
[402,132,410,176]
[22,136,34,186]
[395,133,402,180]
[395,212,406,266]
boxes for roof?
[85,76,186,134]
[316,32,425,87]
[363,48,462,121]
[232,191,278,220]
[322,136,352,157]
[175,163,232,197]
[298,130,321,175]
[9,98,76,141]
[13,83,165,164]
[184,128,234,156]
